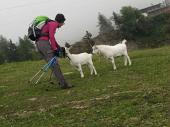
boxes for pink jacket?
[38,21,60,51]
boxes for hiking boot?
[61,84,74,89]
[58,82,73,89]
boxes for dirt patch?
[28,98,37,101]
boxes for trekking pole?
[29,57,57,85]
[33,57,56,85]
[49,69,54,81]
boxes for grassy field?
[0,46,169,127]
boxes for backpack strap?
[40,20,54,37]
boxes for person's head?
[55,13,66,27]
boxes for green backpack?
[28,16,51,41]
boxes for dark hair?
[55,14,66,23]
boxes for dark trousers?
[36,40,69,87]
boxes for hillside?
[0,46,169,127]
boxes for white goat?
[65,47,97,78]
[92,39,131,70]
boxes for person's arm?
[48,22,60,51]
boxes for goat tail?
[122,39,127,44]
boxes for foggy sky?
[0,0,163,45]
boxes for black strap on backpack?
[28,19,54,41]
[39,19,55,37]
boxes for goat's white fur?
[92,39,131,70]
[65,47,97,78]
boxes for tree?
[112,6,145,39]
[97,13,114,34]
[16,35,37,61]
[6,39,18,62]
[0,35,41,64]
[111,11,122,30]
[122,6,144,38]
[112,6,170,47]
[0,35,9,64]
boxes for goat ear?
[122,39,127,44]
[65,46,72,51]
[65,42,71,48]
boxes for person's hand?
[60,47,66,58]
[54,47,66,58]
[54,47,61,57]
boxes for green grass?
[0,46,169,127]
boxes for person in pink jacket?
[36,13,73,89]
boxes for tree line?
[0,35,40,64]
[97,6,170,47]
[0,6,170,64]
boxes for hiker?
[35,13,73,89]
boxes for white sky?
[0,0,163,45]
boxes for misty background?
[0,0,163,45]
